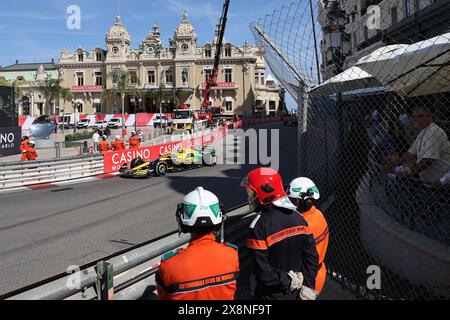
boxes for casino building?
[57,11,286,117]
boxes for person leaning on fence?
[20,135,30,152]
[99,136,112,152]
[394,106,450,184]
[21,140,38,162]
[287,177,329,294]
[241,168,319,300]
[129,131,141,149]
[155,187,239,300]
[112,135,126,151]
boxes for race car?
[119,146,217,178]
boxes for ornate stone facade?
[57,11,284,117]
[0,61,59,116]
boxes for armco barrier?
[0,155,104,189]
[0,126,229,189]
[2,204,253,300]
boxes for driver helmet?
[28,140,36,147]
[102,135,107,141]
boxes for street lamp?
[134,98,142,132]
[74,102,80,133]
[130,97,137,133]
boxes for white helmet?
[28,140,36,147]
[131,131,136,136]
[115,135,121,140]
[287,177,320,200]
[178,187,223,228]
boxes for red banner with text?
[103,127,228,173]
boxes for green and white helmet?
[180,187,223,227]
[287,177,320,200]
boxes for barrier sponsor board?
[103,127,228,173]
[0,127,21,156]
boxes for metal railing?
[0,155,105,189]
[2,204,253,300]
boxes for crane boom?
[201,0,231,113]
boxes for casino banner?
[103,127,228,173]
[0,127,21,156]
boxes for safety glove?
[288,271,320,300]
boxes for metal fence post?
[298,84,308,177]
[55,143,61,159]
[95,261,114,300]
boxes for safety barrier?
[2,205,254,300]
[0,125,230,190]
[0,155,104,189]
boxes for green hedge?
[65,131,94,142]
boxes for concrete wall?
[358,182,450,297]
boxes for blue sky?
[0,0,299,109]
[0,0,291,66]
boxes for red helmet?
[240,168,286,205]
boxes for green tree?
[150,84,175,118]
[37,79,61,115]
[107,69,141,138]
[59,88,73,134]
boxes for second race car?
[119,146,217,178]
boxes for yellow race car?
[119,146,217,178]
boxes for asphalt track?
[0,123,298,295]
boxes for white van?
[76,118,94,129]
[59,113,80,129]
[107,118,123,129]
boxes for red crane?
[200,0,231,121]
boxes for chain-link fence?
[252,0,450,299]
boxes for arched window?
[95,50,103,62]
[224,44,232,57]
[205,44,212,58]
[77,49,84,62]
[22,96,30,116]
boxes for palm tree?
[151,84,174,118]
[37,79,60,115]
[107,69,141,138]
[59,88,73,136]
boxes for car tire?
[155,162,168,176]
[203,152,216,166]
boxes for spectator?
[400,113,420,146]
[112,135,126,151]
[156,187,239,300]
[99,136,112,152]
[92,130,100,153]
[241,168,319,300]
[369,111,383,132]
[287,177,329,294]
[382,119,410,173]
[21,140,38,161]
[129,131,141,149]
[397,106,450,184]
